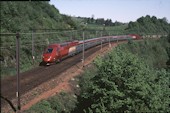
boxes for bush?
[48,92,78,113]
[28,100,54,113]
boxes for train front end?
[42,44,59,65]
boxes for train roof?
[47,40,79,47]
[79,37,102,44]
[48,43,59,47]
[78,36,121,44]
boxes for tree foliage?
[120,38,170,69]
[0,1,77,33]
[78,44,170,113]
[75,16,124,27]
[126,15,170,35]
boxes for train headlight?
[47,56,51,61]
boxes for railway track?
[1,43,109,108]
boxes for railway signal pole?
[16,33,21,111]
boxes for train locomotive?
[41,34,141,65]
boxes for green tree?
[96,18,105,25]
[126,15,170,35]
[79,47,170,113]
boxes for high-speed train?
[41,34,141,65]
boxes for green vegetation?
[26,92,77,113]
[0,1,77,33]
[75,37,170,112]
[72,16,125,27]
[126,15,170,35]
[122,38,170,69]
[168,33,170,43]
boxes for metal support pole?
[117,36,118,43]
[82,31,85,67]
[16,33,21,111]
[109,32,111,48]
[32,30,35,65]
[101,32,102,50]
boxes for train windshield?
[45,48,53,53]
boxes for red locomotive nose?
[42,48,54,63]
[43,54,52,62]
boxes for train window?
[45,48,53,53]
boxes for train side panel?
[68,46,76,56]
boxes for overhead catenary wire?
[0,30,81,36]
[0,29,124,36]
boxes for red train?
[41,34,141,65]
